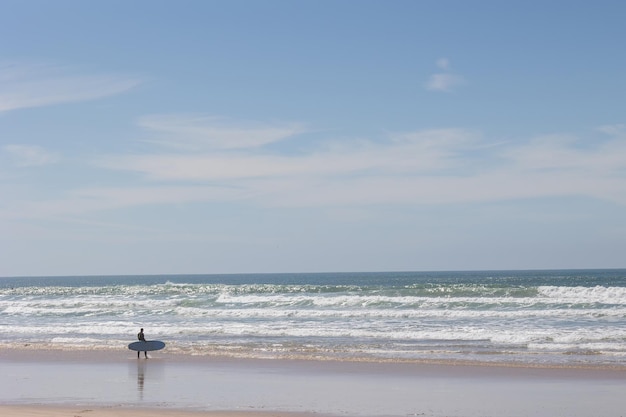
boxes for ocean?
[1,270,626,367]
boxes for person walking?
[137,328,148,358]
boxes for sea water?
[1,270,626,367]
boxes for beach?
[2,347,626,417]
[0,407,309,417]
[2,271,626,415]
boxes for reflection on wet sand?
[131,358,165,403]
[136,360,145,400]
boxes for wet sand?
[1,348,625,417]
[0,407,315,417]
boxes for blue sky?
[1,1,626,276]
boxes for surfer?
[137,328,148,358]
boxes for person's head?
[140,328,143,332]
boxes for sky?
[1,1,626,277]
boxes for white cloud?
[426,58,464,92]
[93,123,626,209]
[426,73,465,92]
[137,114,306,150]
[98,128,477,181]
[597,124,626,138]
[0,62,142,113]
[0,185,243,220]
[3,144,60,167]
[501,132,626,174]
[436,58,450,70]
[4,117,626,221]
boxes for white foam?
[3,278,626,366]
[538,285,626,303]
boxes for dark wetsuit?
[137,329,147,358]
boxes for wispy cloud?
[3,144,60,167]
[137,114,307,150]
[0,62,142,113]
[426,58,465,92]
[98,126,477,181]
[94,120,626,209]
[4,115,626,220]
[597,124,626,138]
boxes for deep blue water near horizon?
[3,268,626,287]
[1,269,626,367]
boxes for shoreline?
[2,347,626,416]
[2,344,626,373]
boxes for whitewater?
[1,270,625,367]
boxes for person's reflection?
[137,360,145,400]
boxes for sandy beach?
[0,406,313,417]
[1,348,626,417]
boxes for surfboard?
[128,340,166,352]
